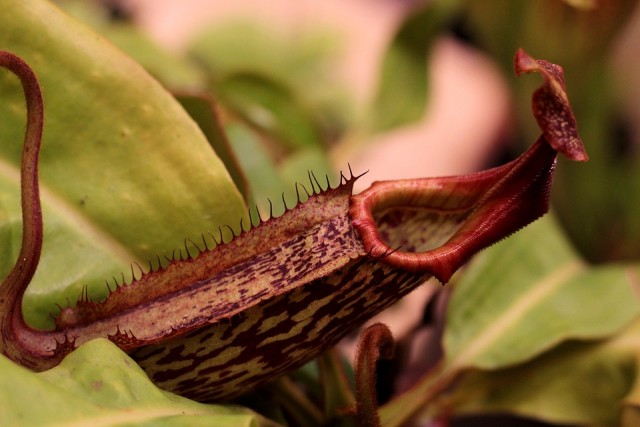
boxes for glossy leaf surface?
[0,339,277,427]
[444,215,638,371]
[451,325,638,426]
[0,0,246,329]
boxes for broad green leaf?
[444,215,639,370]
[0,338,278,427]
[57,0,207,92]
[100,24,208,92]
[0,0,246,329]
[450,318,640,426]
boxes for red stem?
[0,51,52,367]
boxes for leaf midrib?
[446,259,585,370]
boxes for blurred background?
[53,1,640,425]
[61,0,640,262]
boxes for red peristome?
[350,138,557,283]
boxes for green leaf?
[0,0,247,329]
[176,94,250,202]
[444,215,639,370]
[317,350,356,423]
[0,339,278,427]
[450,318,640,426]
[101,24,208,92]
[56,0,208,91]
[212,72,323,150]
[451,338,635,425]
[224,122,288,217]
[278,146,334,193]
[188,22,350,150]
[188,21,341,92]
[367,3,457,132]
[225,122,333,218]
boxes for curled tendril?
[354,323,395,427]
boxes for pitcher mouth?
[349,138,558,283]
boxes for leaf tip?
[514,48,589,163]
